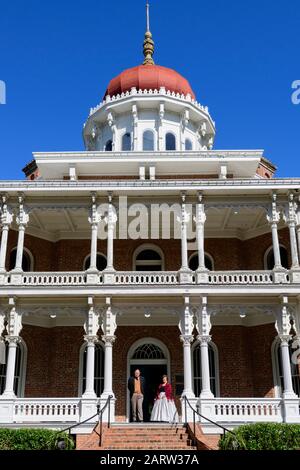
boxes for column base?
[200,390,214,399]
[179,269,193,284]
[282,397,300,423]
[289,268,300,283]
[196,268,209,284]
[103,269,116,285]
[82,391,97,399]
[0,398,15,424]
[273,268,288,284]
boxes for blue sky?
[0,0,299,179]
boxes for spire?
[143,1,155,65]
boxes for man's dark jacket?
[127,376,146,397]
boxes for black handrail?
[98,395,113,447]
[55,395,113,448]
[183,396,236,440]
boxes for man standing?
[128,369,145,422]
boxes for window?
[84,253,107,271]
[105,139,112,151]
[80,342,104,397]
[8,248,33,272]
[185,138,193,150]
[132,344,165,360]
[134,247,164,271]
[143,130,154,151]
[189,253,213,271]
[265,246,289,270]
[122,132,131,151]
[165,133,176,151]
[193,341,218,397]
[273,338,300,397]
[0,341,26,397]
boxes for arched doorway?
[127,338,170,422]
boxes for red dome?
[105,65,195,99]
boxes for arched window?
[192,341,219,397]
[134,246,164,271]
[8,248,33,272]
[165,133,176,151]
[79,342,104,397]
[143,130,154,151]
[105,139,113,152]
[265,246,289,270]
[272,338,300,397]
[132,344,166,360]
[0,340,27,397]
[122,132,131,151]
[84,253,107,271]
[188,253,213,271]
[185,138,193,151]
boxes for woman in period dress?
[150,375,179,423]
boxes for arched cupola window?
[143,130,154,151]
[185,138,193,150]
[105,139,113,151]
[122,132,131,151]
[8,248,33,272]
[165,133,176,151]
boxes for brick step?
[104,439,192,444]
[105,446,197,450]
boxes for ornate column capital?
[84,297,100,338]
[178,297,194,337]
[101,335,116,345]
[88,193,102,226]
[266,193,281,225]
[0,195,13,227]
[278,334,292,345]
[197,335,212,344]
[180,334,193,345]
[195,296,212,337]
[283,193,298,226]
[275,296,292,337]
[16,194,29,228]
[101,297,117,337]
[6,298,22,337]
[5,335,22,345]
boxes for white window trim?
[264,244,288,270]
[132,244,165,271]
[191,340,220,397]
[9,246,34,271]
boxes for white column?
[195,194,206,271]
[132,104,138,151]
[83,337,97,398]
[87,194,100,273]
[101,336,115,398]
[267,195,282,269]
[2,339,18,397]
[0,225,9,272]
[279,336,297,398]
[180,335,194,397]
[105,195,117,271]
[198,336,214,398]
[12,196,29,273]
[158,100,165,151]
[288,221,299,268]
[296,224,300,262]
[284,194,299,268]
[180,194,189,271]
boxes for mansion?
[0,6,300,448]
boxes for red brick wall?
[22,325,84,397]
[5,228,291,272]
[20,324,277,413]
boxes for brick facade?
[5,228,291,272]
[21,323,277,419]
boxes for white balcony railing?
[213,398,282,422]
[114,271,179,285]
[13,398,81,423]
[1,269,293,287]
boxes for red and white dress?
[150,383,179,423]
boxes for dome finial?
[143,1,155,65]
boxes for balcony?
[0,269,294,287]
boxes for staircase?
[76,423,198,450]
